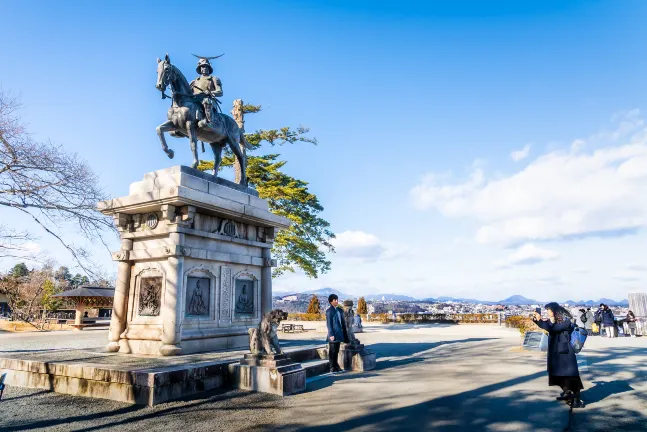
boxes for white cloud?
[22,242,42,254]
[571,139,586,152]
[496,243,559,268]
[511,144,531,162]
[612,273,643,283]
[331,231,384,260]
[625,264,647,272]
[410,110,647,246]
[330,231,407,261]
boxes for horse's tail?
[226,115,255,150]
[240,133,254,151]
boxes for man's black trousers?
[329,341,341,370]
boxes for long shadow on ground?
[250,345,647,432]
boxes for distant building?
[281,295,298,302]
[0,293,10,316]
[368,303,388,314]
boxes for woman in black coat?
[533,302,584,408]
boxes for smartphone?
[535,307,541,314]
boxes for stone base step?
[0,344,325,406]
[301,359,330,378]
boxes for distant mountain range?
[563,298,629,307]
[273,288,629,306]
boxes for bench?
[71,322,110,330]
[280,324,294,333]
[0,372,6,401]
[280,323,306,333]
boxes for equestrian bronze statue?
[155,53,251,185]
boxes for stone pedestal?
[98,166,291,356]
[229,353,306,396]
[338,342,376,372]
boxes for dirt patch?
[0,320,76,333]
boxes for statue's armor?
[190,75,222,125]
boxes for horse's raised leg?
[210,142,225,176]
[228,135,248,185]
[186,121,199,169]
[156,120,175,159]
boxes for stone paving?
[1,324,646,431]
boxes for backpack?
[570,324,588,353]
[580,313,587,324]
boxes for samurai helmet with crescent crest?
[193,53,224,75]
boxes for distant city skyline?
[2,1,647,300]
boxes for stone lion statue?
[248,309,289,355]
[342,300,359,345]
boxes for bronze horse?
[155,54,250,184]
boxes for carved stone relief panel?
[139,276,162,316]
[185,277,210,317]
[234,279,254,316]
[216,219,247,239]
[220,266,232,322]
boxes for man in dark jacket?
[326,294,348,373]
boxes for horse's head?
[156,53,173,92]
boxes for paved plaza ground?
[1,324,646,432]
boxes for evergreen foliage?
[357,297,368,315]
[41,279,63,312]
[306,295,321,314]
[198,104,334,278]
[10,262,29,278]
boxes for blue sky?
[2,1,647,301]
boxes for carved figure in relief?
[235,283,253,313]
[248,309,289,355]
[188,280,208,315]
[139,277,161,316]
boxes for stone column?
[160,233,184,356]
[232,99,246,184]
[261,247,273,315]
[628,293,647,317]
[106,238,133,352]
[74,300,85,329]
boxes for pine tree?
[198,102,334,279]
[357,297,368,315]
[41,279,63,312]
[306,295,321,314]
[10,263,30,278]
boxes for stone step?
[301,359,330,378]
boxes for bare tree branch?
[0,91,116,276]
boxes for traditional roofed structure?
[53,286,115,329]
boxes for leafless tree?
[0,91,116,276]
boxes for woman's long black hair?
[544,302,573,323]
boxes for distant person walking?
[575,309,587,328]
[533,302,584,408]
[594,304,603,335]
[626,310,638,337]
[598,304,616,338]
[584,308,594,336]
[325,294,348,373]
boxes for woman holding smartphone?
[533,302,584,408]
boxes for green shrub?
[505,315,540,336]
